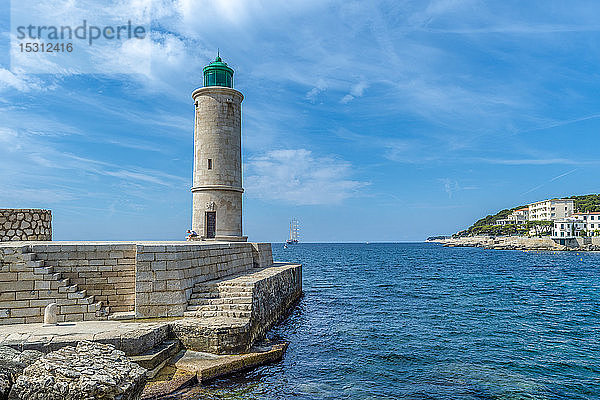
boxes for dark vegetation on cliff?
[457,206,525,237]
[568,194,600,212]
[458,220,552,237]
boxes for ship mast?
[287,217,300,243]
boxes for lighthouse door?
[205,211,216,238]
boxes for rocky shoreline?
[1,341,146,400]
[429,236,600,251]
[0,338,289,399]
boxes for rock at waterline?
[0,346,43,400]
[8,341,147,400]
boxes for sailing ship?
[286,217,300,244]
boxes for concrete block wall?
[0,209,51,242]
[30,243,136,314]
[135,242,268,318]
[0,246,103,324]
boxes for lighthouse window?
[208,159,213,170]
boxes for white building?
[497,208,529,225]
[552,212,600,238]
[528,199,574,221]
[572,212,600,235]
[552,218,586,239]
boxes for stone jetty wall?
[135,242,272,318]
[0,209,51,242]
[249,264,302,345]
[0,241,275,324]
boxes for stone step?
[65,285,79,293]
[67,289,87,299]
[193,282,253,289]
[195,280,254,287]
[189,291,222,299]
[108,311,136,321]
[189,292,252,300]
[186,303,251,312]
[194,280,254,288]
[77,296,94,305]
[28,261,46,269]
[32,265,52,274]
[192,286,253,295]
[129,339,181,373]
[186,310,251,319]
[58,281,76,294]
[194,279,254,287]
[188,296,252,305]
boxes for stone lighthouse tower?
[191,55,246,241]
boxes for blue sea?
[179,243,600,399]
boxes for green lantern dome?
[203,54,234,88]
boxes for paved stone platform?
[173,343,288,382]
[0,320,171,355]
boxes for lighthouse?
[191,55,246,241]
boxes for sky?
[1,0,600,242]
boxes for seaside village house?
[496,208,529,226]
[552,212,600,244]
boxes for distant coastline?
[430,194,600,251]
[426,235,600,251]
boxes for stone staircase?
[184,278,254,320]
[19,248,109,322]
[175,274,257,354]
[172,264,302,355]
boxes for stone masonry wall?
[135,242,272,318]
[251,243,273,268]
[0,246,105,324]
[0,209,51,242]
[29,243,136,314]
[0,241,274,323]
[249,264,302,345]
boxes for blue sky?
[1,0,600,242]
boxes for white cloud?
[340,80,368,103]
[244,149,368,205]
[0,69,44,92]
[305,78,327,102]
[0,127,19,143]
[350,81,368,96]
[340,94,354,104]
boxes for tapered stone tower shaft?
[191,55,246,241]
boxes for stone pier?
[0,241,301,356]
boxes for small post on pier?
[44,303,58,326]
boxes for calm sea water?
[178,243,600,399]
